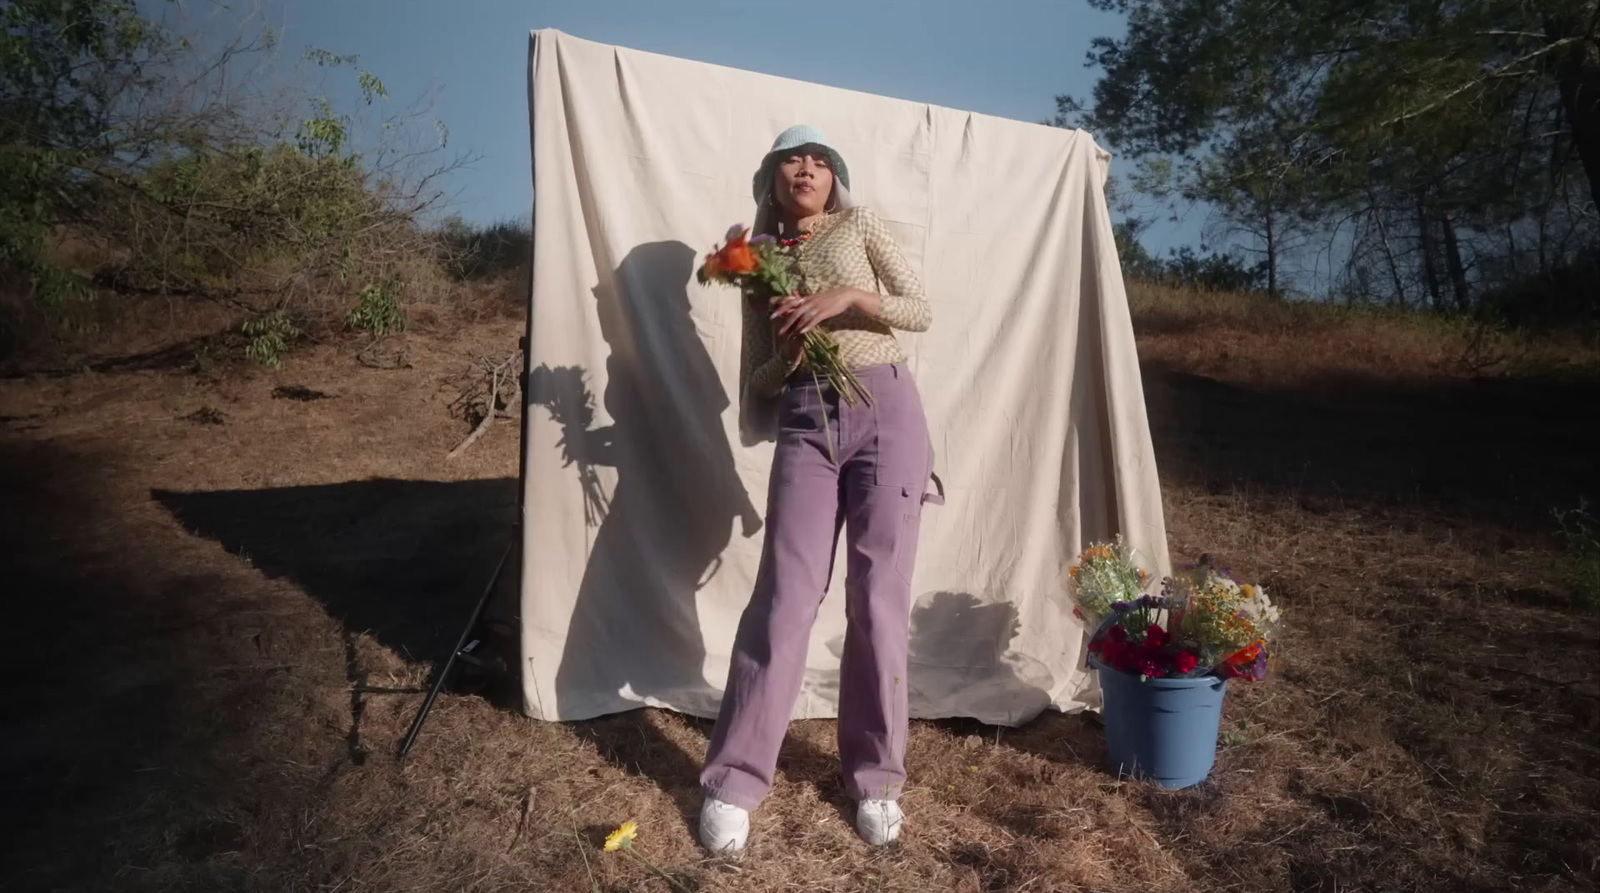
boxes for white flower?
[1238,585,1281,626]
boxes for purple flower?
[725,223,748,241]
[750,233,776,245]
[1111,601,1132,614]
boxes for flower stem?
[569,815,599,893]
[811,366,838,464]
[801,329,874,406]
[624,849,693,893]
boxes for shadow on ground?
[1,442,283,890]
[1142,362,1600,528]
[154,477,519,668]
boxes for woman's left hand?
[773,287,860,336]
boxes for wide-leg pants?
[700,363,936,809]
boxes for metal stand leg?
[399,535,516,759]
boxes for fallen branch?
[508,785,537,853]
[446,370,500,459]
[446,350,519,459]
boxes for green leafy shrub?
[3,1,453,356]
[242,310,300,367]
[346,280,406,336]
[115,141,392,294]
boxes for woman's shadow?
[540,241,762,823]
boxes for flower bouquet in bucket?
[696,225,870,405]
[1069,540,1283,788]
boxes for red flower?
[1108,625,1128,643]
[1114,648,1139,673]
[1173,651,1199,674]
[1138,656,1165,678]
[1144,624,1168,647]
[1091,634,1133,672]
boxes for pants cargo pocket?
[893,484,923,583]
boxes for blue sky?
[178,0,1202,256]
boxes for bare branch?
[1378,37,1585,129]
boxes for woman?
[699,125,938,852]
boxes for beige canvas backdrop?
[519,29,1168,725]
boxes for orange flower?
[1083,546,1113,563]
[698,228,759,284]
[716,230,759,274]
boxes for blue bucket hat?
[751,124,850,204]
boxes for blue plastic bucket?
[1090,655,1228,788]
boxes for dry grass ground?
[2,283,1597,892]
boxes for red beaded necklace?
[777,231,811,248]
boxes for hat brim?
[752,142,850,204]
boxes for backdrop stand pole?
[399,325,534,760]
[398,534,516,759]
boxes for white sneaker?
[698,798,750,853]
[855,799,904,846]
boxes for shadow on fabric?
[537,241,763,829]
[547,240,762,718]
[908,592,1056,725]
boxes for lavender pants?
[701,363,938,810]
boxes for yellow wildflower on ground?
[604,821,638,852]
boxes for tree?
[0,0,171,307]
[2,0,466,356]
[1066,0,1599,311]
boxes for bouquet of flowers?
[1066,535,1153,628]
[697,225,870,405]
[1169,556,1281,681]
[1068,542,1283,681]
